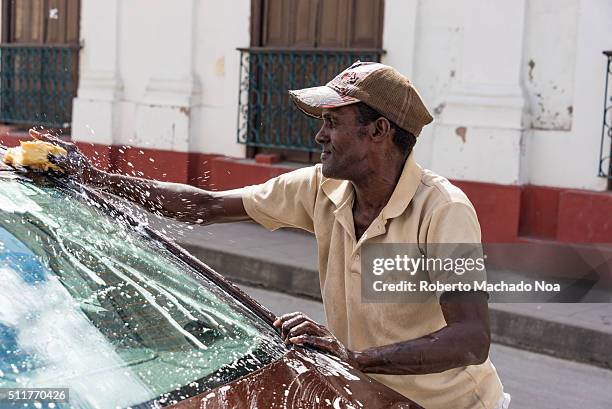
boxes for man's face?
[315,105,371,180]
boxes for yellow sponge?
[3,140,68,172]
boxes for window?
[237,0,384,163]
[0,0,80,128]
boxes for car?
[0,145,422,409]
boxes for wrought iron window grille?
[236,47,384,153]
[0,43,80,129]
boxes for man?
[33,61,510,409]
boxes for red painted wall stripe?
[2,133,610,244]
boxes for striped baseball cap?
[289,61,433,136]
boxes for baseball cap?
[289,61,433,136]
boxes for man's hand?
[273,312,359,368]
[29,129,98,183]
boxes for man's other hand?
[29,129,98,183]
[273,312,359,368]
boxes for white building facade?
[69,0,612,243]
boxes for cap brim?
[289,86,360,119]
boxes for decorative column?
[123,0,200,183]
[431,0,528,185]
[71,0,122,169]
[382,0,419,79]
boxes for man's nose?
[315,125,329,145]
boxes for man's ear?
[372,117,391,142]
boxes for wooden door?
[254,0,383,49]
[6,0,79,44]
[249,0,384,163]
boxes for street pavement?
[240,285,612,409]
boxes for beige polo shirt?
[242,153,504,409]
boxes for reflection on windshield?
[0,175,286,408]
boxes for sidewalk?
[148,217,612,369]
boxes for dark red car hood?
[169,348,422,409]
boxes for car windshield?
[0,171,287,408]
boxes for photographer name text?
[372,280,561,293]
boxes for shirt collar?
[321,176,352,208]
[381,153,422,219]
[321,152,422,219]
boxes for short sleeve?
[242,165,320,233]
[425,202,487,299]
[426,201,481,244]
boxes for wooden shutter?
[291,0,318,47]
[45,0,80,44]
[10,0,45,43]
[317,0,351,48]
[349,0,383,48]
[256,0,383,49]
[5,0,79,45]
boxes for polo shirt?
[241,153,505,409]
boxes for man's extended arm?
[351,291,490,374]
[275,291,491,375]
[30,129,249,225]
[84,170,249,225]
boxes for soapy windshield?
[0,173,286,408]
